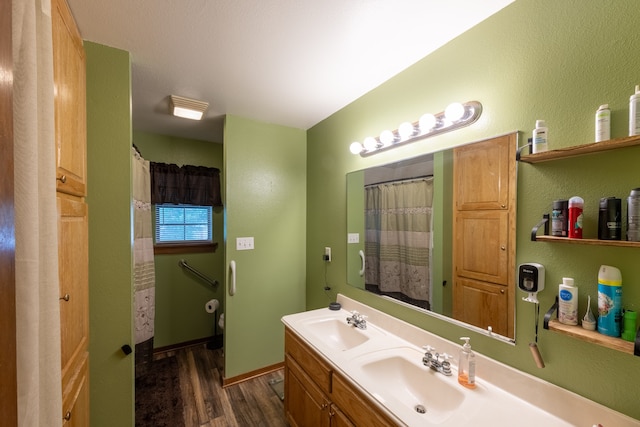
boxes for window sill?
[154,242,218,255]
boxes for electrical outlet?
[324,247,332,262]
[236,237,254,250]
[347,233,360,244]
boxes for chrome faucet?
[346,311,367,329]
[422,345,452,376]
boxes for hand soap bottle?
[458,337,476,389]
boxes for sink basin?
[302,317,375,351]
[351,347,466,425]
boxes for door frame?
[0,0,18,422]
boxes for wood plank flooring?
[153,344,288,427]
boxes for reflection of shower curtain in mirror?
[132,148,156,378]
[365,178,433,309]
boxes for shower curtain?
[365,177,433,309]
[133,148,156,378]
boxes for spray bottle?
[597,265,623,337]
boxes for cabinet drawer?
[285,328,332,395]
[331,372,394,427]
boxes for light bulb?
[349,142,363,154]
[398,122,415,140]
[380,130,395,146]
[445,102,465,122]
[363,136,378,151]
[419,114,436,133]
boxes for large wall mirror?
[346,134,517,342]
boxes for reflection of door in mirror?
[452,133,517,339]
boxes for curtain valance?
[150,162,222,207]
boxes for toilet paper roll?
[205,299,219,314]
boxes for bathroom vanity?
[282,294,639,427]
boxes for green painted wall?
[133,132,224,348]
[307,0,640,420]
[85,42,134,427]
[223,115,306,378]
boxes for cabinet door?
[331,373,394,427]
[62,353,89,426]
[52,0,86,197]
[455,210,510,285]
[285,355,330,427]
[58,196,89,402]
[330,404,355,427]
[453,277,509,336]
[454,134,513,211]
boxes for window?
[155,204,212,244]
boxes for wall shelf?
[547,320,636,355]
[519,134,640,164]
[534,235,640,247]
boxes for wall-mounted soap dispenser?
[518,263,545,303]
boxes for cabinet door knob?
[57,175,67,184]
[500,289,505,294]
[60,294,70,302]
[501,245,506,251]
[63,411,72,421]
[501,204,506,209]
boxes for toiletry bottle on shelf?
[630,85,640,136]
[458,337,476,389]
[568,196,584,238]
[532,120,548,153]
[558,277,578,325]
[597,265,623,337]
[595,104,611,142]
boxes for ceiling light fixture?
[170,95,209,120]
[349,100,482,156]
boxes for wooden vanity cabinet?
[284,328,395,427]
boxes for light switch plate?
[347,233,360,244]
[236,237,254,250]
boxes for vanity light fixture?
[349,100,483,156]
[170,95,209,121]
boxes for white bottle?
[458,337,476,389]
[595,104,611,142]
[532,120,548,153]
[631,85,640,136]
[558,277,578,325]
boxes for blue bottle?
[597,265,622,337]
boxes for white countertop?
[281,294,640,427]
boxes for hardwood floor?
[154,344,288,427]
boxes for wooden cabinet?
[52,0,86,197]
[453,133,516,338]
[52,0,89,423]
[284,328,395,427]
[454,277,509,334]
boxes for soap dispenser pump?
[458,337,476,389]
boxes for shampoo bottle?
[558,277,578,325]
[532,120,548,153]
[458,337,476,389]
[630,85,640,136]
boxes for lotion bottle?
[532,120,548,153]
[559,277,578,325]
[630,85,640,136]
[458,337,476,389]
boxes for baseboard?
[222,361,284,388]
[153,335,219,355]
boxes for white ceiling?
[67,0,514,143]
